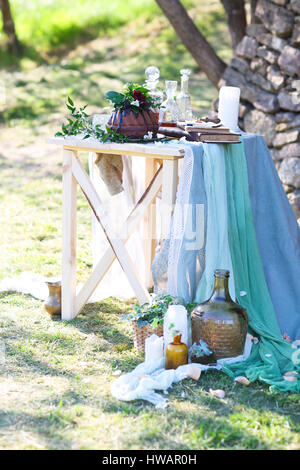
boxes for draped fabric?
[154,135,300,392]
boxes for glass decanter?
[159,80,179,127]
[191,270,248,359]
[177,69,192,121]
[145,66,164,122]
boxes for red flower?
[133,89,146,106]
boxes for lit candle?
[218,86,241,133]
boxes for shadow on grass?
[70,299,134,346]
[0,408,75,450]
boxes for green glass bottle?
[191,270,248,359]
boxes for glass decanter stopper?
[145,66,164,121]
[177,69,192,121]
[159,80,179,127]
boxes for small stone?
[255,0,294,37]
[246,24,268,37]
[276,115,300,132]
[275,112,297,123]
[278,46,300,77]
[253,89,279,114]
[250,57,268,75]
[257,46,279,64]
[257,33,287,52]
[267,65,285,91]
[279,143,300,158]
[222,68,247,89]
[279,157,300,188]
[235,36,258,59]
[278,88,300,112]
[209,389,226,399]
[244,109,277,146]
[291,23,300,45]
[270,148,282,161]
[235,376,250,386]
[288,190,300,219]
[273,129,300,148]
[290,0,300,14]
[231,57,250,74]
[247,71,275,92]
[291,79,300,92]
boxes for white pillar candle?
[145,334,164,363]
[218,86,241,133]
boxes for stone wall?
[220,0,300,222]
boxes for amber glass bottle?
[191,270,248,359]
[165,334,188,370]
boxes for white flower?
[143,131,153,140]
[131,100,140,107]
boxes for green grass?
[1,0,158,65]
[1,0,231,67]
[0,294,299,450]
[1,0,299,451]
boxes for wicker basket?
[132,321,163,354]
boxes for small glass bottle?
[145,66,164,122]
[177,69,192,122]
[165,333,188,369]
[191,270,248,359]
[159,80,179,127]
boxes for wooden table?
[47,137,185,320]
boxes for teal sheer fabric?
[159,137,300,392]
[195,143,235,302]
[221,141,300,392]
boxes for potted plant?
[106,83,160,138]
[123,295,196,354]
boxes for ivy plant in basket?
[106,83,160,139]
[122,294,197,330]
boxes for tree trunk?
[220,0,247,49]
[156,0,226,88]
[250,0,260,24]
[0,0,21,54]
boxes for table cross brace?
[62,149,163,319]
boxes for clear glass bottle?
[159,80,179,127]
[165,333,188,369]
[145,66,164,122]
[177,69,193,121]
[191,270,248,359]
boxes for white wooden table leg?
[161,159,178,239]
[143,158,157,289]
[62,149,77,320]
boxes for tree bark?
[156,0,226,88]
[220,0,247,49]
[0,0,21,54]
[250,0,260,24]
